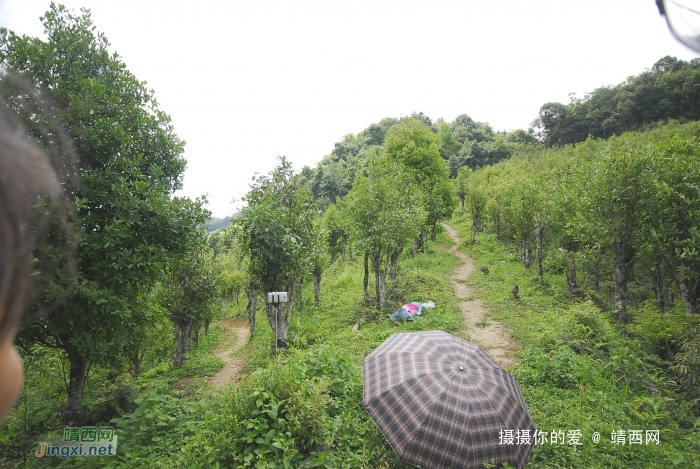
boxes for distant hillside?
[208,216,232,232]
[533,56,700,146]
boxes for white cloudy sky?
[1,0,697,217]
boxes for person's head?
[0,105,62,422]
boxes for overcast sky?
[1,0,697,217]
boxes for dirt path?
[442,223,515,368]
[208,322,250,390]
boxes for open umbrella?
[363,330,534,469]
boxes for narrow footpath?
[442,223,515,368]
[208,320,250,390]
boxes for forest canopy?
[533,56,700,146]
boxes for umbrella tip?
[459,366,464,371]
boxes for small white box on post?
[267,292,288,305]
[266,292,288,355]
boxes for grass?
[16,219,699,468]
[88,231,470,468]
[450,214,700,469]
[245,230,465,371]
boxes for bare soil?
[208,318,250,390]
[442,223,516,368]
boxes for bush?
[564,301,619,352]
[518,345,596,390]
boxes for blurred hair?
[0,74,75,344]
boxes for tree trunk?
[236,291,241,316]
[412,237,418,257]
[613,258,630,323]
[380,259,388,311]
[349,248,353,261]
[471,219,477,244]
[205,320,209,336]
[313,264,321,308]
[63,345,88,426]
[423,230,428,255]
[342,235,347,263]
[372,253,385,312]
[431,227,437,242]
[668,289,675,308]
[193,326,199,350]
[653,250,666,312]
[131,354,142,380]
[246,286,257,337]
[675,269,695,314]
[173,321,191,368]
[389,251,399,281]
[567,252,578,295]
[535,222,544,284]
[364,252,371,303]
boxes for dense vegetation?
[534,56,700,146]
[1,3,699,469]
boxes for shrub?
[564,301,619,352]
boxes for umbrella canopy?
[363,330,534,469]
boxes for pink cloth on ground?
[403,303,419,315]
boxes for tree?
[574,137,654,323]
[323,201,347,263]
[437,120,461,159]
[649,137,700,315]
[310,217,330,308]
[221,270,246,316]
[3,5,206,425]
[384,118,454,250]
[237,157,316,350]
[160,232,220,367]
[345,155,425,312]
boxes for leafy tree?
[237,157,317,349]
[345,155,425,311]
[384,118,455,248]
[437,120,461,159]
[574,137,654,322]
[649,137,700,315]
[310,217,330,308]
[2,4,206,424]
[160,232,220,367]
[220,270,246,316]
[323,201,347,263]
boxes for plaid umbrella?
[363,330,534,469]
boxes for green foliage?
[111,383,209,458]
[344,155,425,310]
[292,345,359,396]
[564,301,619,351]
[629,304,689,357]
[384,118,444,182]
[533,56,700,146]
[1,3,210,424]
[452,217,700,468]
[238,157,317,294]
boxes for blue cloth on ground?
[391,308,414,321]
